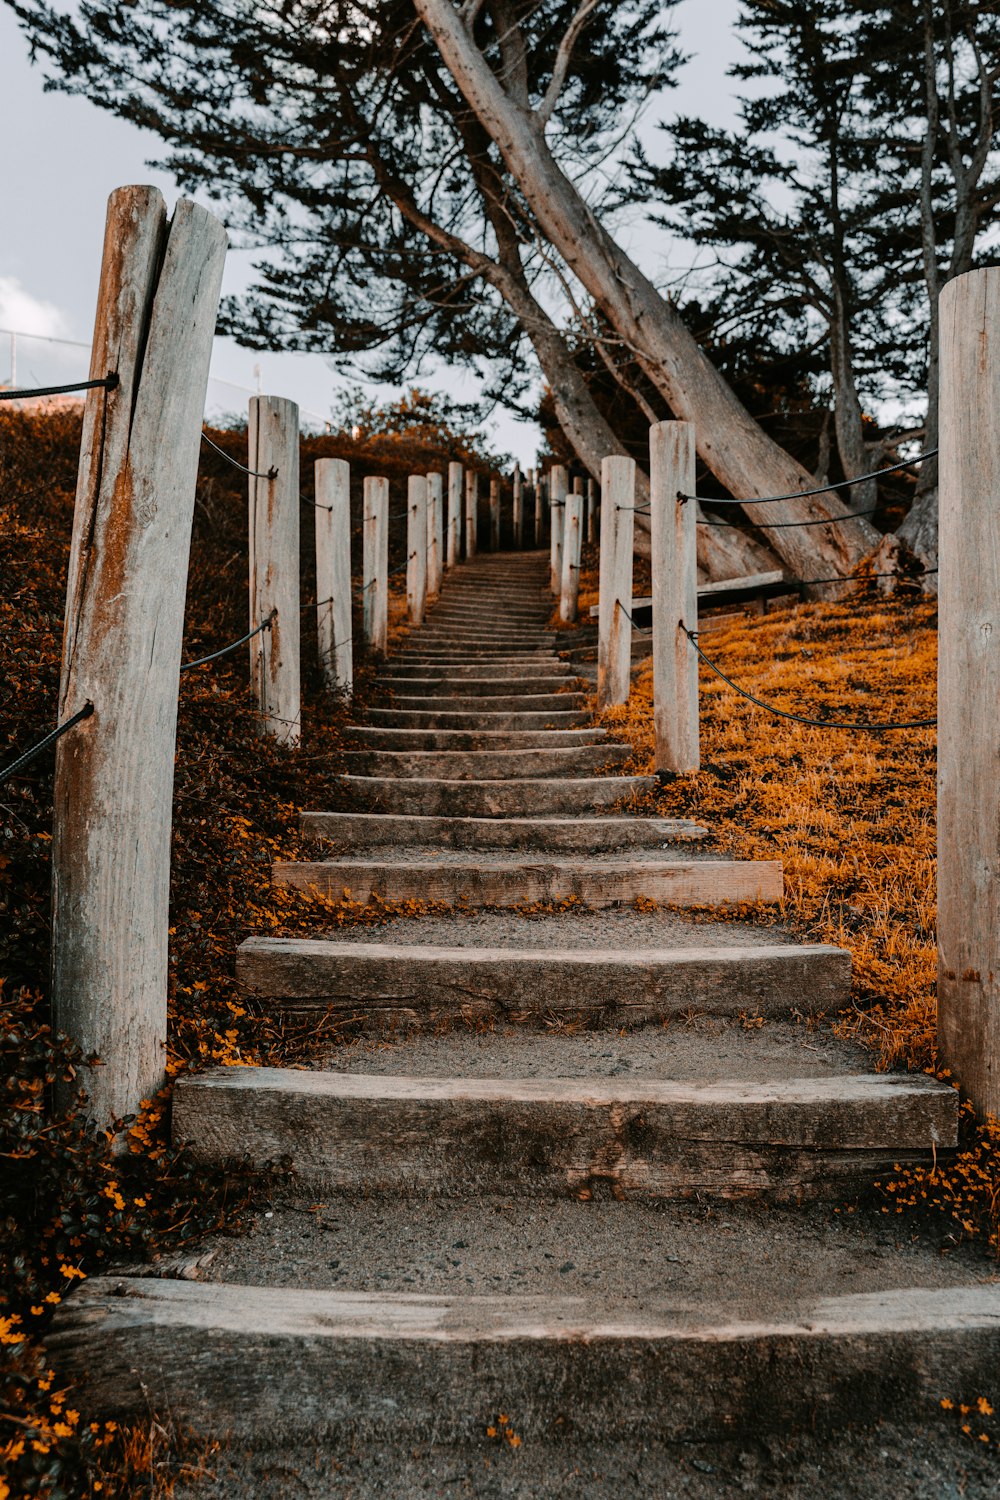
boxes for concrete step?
[381,694,587,715]
[300,811,707,850]
[362,708,591,730]
[412,629,554,643]
[381,661,572,680]
[171,1055,954,1200]
[393,651,560,664]
[236,931,849,1024]
[49,1276,1000,1448]
[273,851,782,906]
[341,745,633,781]
[380,675,580,697]
[340,773,651,817]
[430,604,550,620]
[345,727,609,751]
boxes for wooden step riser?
[380,677,581,697]
[341,775,653,817]
[345,729,609,751]
[382,695,587,715]
[49,1279,1000,1445]
[300,812,707,851]
[341,747,632,780]
[273,857,783,906]
[173,1068,955,1201]
[362,711,591,730]
[237,938,850,1022]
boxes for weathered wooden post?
[489,475,501,551]
[549,464,567,594]
[597,456,636,708]
[52,185,227,1127]
[407,473,428,624]
[559,486,583,623]
[587,477,597,544]
[447,461,463,568]
[426,470,443,596]
[249,394,301,745]
[512,462,523,548]
[315,458,352,698]
[535,469,545,547]
[650,420,699,773]
[465,469,479,557]
[363,475,389,653]
[938,267,1000,1117]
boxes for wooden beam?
[52,186,227,1126]
[315,458,351,698]
[597,456,635,707]
[650,421,698,773]
[406,475,428,625]
[938,266,1000,1117]
[362,476,388,654]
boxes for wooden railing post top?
[316,456,349,478]
[250,393,300,419]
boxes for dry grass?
[599,592,939,1073]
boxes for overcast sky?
[0,1,745,463]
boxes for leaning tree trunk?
[414,0,880,582]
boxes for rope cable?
[0,374,118,402]
[180,611,276,672]
[678,449,938,507]
[201,429,277,481]
[683,627,935,731]
[0,702,94,784]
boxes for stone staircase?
[50,551,1000,1491]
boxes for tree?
[411,0,881,580]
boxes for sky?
[0,1,746,464]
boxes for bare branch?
[537,0,599,126]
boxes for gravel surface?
[195,1197,989,1311]
[311,1017,868,1081]
[312,906,795,951]
[173,1424,1000,1500]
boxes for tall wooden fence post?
[315,457,352,698]
[650,421,698,773]
[513,462,523,548]
[597,456,636,708]
[407,474,428,624]
[938,267,1000,1117]
[426,470,443,596]
[559,487,583,623]
[535,470,545,547]
[465,470,479,557]
[52,185,227,1127]
[447,461,463,568]
[549,464,567,594]
[587,477,597,544]
[489,476,501,551]
[363,475,389,653]
[249,395,301,745]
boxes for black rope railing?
[800,568,939,588]
[200,429,277,481]
[619,604,652,635]
[682,626,935,731]
[678,449,938,508]
[699,506,880,530]
[180,610,276,672]
[0,373,119,402]
[0,702,94,785]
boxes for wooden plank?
[549,465,566,593]
[315,458,352,698]
[273,854,784,906]
[464,469,478,556]
[236,935,850,1019]
[446,461,462,568]
[597,456,636,708]
[512,462,523,546]
[52,187,227,1126]
[559,491,583,623]
[406,474,428,625]
[249,395,301,744]
[489,475,501,551]
[938,266,1000,1116]
[47,1278,999,1442]
[362,475,389,654]
[650,421,698,773]
[425,470,443,596]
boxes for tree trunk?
[413,0,880,580]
